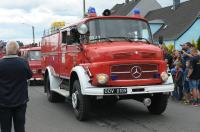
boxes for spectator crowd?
[163,42,200,106]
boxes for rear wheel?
[72,80,90,121]
[147,93,168,114]
[45,74,65,102]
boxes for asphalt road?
[25,86,200,132]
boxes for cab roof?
[20,46,41,51]
[61,15,147,30]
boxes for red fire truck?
[41,8,174,121]
[0,45,5,58]
[20,46,43,84]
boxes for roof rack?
[43,21,66,37]
[43,27,60,37]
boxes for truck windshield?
[87,18,153,43]
[28,50,41,61]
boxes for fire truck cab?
[41,8,174,121]
[20,46,43,83]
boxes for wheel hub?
[72,91,78,109]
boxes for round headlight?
[161,72,169,82]
[96,74,109,85]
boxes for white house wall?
[150,23,163,34]
[175,18,200,50]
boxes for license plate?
[104,88,127,94]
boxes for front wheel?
[147,93,168,115]
[72,80,91,121]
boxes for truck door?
[60,27,80,78]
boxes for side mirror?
[77,24,88,35]
[158,36,164,45]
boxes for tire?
[147,93,168,115]
[72,80,90,121]
[45,74,65,102]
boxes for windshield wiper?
[90,37,113,42]
[90,37,151,44]
[129,37,151,44]
[108,37,133,42]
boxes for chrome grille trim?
[110,64,158,80]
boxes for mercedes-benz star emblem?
[131,66,142,79]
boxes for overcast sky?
[0,0,188,44]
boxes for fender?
[45,66,62,90]
[71,66,93,95]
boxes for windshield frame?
[27,50,41,61]
[82,17,153,44]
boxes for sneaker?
[192,101,198,107]
[184,100,190,104]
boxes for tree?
[16,41,24,47]
[197,36,200,51]
[167,44,174,55]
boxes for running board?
[52,89,70,97]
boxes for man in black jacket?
[0,41,32,132]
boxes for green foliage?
[163,43,174,55]
[191,39,198,48]
[167,43,174,54]
[16,41,24,47]
[197,36,200,51]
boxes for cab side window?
[62,27,80,45]
[62,31,67,44]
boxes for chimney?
[173,0,180,10]
[125,0,129,4]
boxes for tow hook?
[143,98,151,106]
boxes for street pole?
[32,26,35,45]
[22,23,35,45]
[83,0,86,17]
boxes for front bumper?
[83,83,174,96]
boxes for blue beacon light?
[133,9,140,15]
[87,7,97,17]
[88,7,96,14]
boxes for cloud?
[0,7,79,26]
[0,0,125,43]
[0,0,129,44]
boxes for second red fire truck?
[20,46,43,84]
[41,8,174,121]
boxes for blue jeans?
[189,80,200,90]
[184,80,190,93]
[173,84,183,100]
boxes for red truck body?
[20,47,43,80]
[41,10,174,120]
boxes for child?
[183,61,191,104]
[173,62,184,100]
